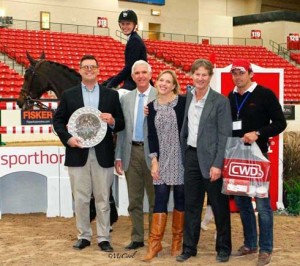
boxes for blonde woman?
[143,70,186,261]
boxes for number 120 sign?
[251,30,261,39]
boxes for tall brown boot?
[171,209,184,256]
[142,213,167,261]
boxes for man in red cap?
[228,59,286,266]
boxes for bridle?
[19,60,57,110]
[19,59,58,135]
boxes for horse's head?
[17,51,49,109]
[17,51,81,110]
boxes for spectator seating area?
[290,52,300,65]
[0,28,192,98]
[0,28,299,102]
[145,39,300,103]
[0,62,23,98]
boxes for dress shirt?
[187,87,210,148]
[81,83,100,108]
[132,85,152,141]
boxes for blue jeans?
[235,195,273,253]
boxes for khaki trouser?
[69,148,114,243]
[125,145,155,242]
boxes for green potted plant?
[282,132,300,215]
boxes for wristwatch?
[255,131,261,136]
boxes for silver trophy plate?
[68,106,107,148]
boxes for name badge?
[233,120,242,130]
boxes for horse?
[16,51,118,224]
[17,52,129,109]
[17,51,82,110]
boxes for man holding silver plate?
[53,55,125,252]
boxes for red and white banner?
[0,101,58,110]
[0,125,53,134]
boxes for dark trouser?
[182,148,232,256]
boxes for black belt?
[132,141,144,146]
[188,145,197,151]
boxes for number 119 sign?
[97,17,108,28]
[251,30,261,39]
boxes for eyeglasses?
[80,65,98,71]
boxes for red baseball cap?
[231,59,252,73]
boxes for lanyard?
[235,92,251,120]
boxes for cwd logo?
[229,162,264,179]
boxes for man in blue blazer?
[115,60,156,250]
[53,55,124,252]
[176,59,232,263]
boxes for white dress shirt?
[187,87,210,148]
[132,85,152,141]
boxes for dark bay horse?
[17,51,81,110]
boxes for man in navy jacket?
[53,55,124,252]
[106,10,148,90]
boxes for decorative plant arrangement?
[283,131,300,215]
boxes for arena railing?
[119,30,264,46]
[269,40,290,61]
[5,19,261,46]
[3,19,110,36]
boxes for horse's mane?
[46,60,81,79]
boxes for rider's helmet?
[118,10,138,25]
